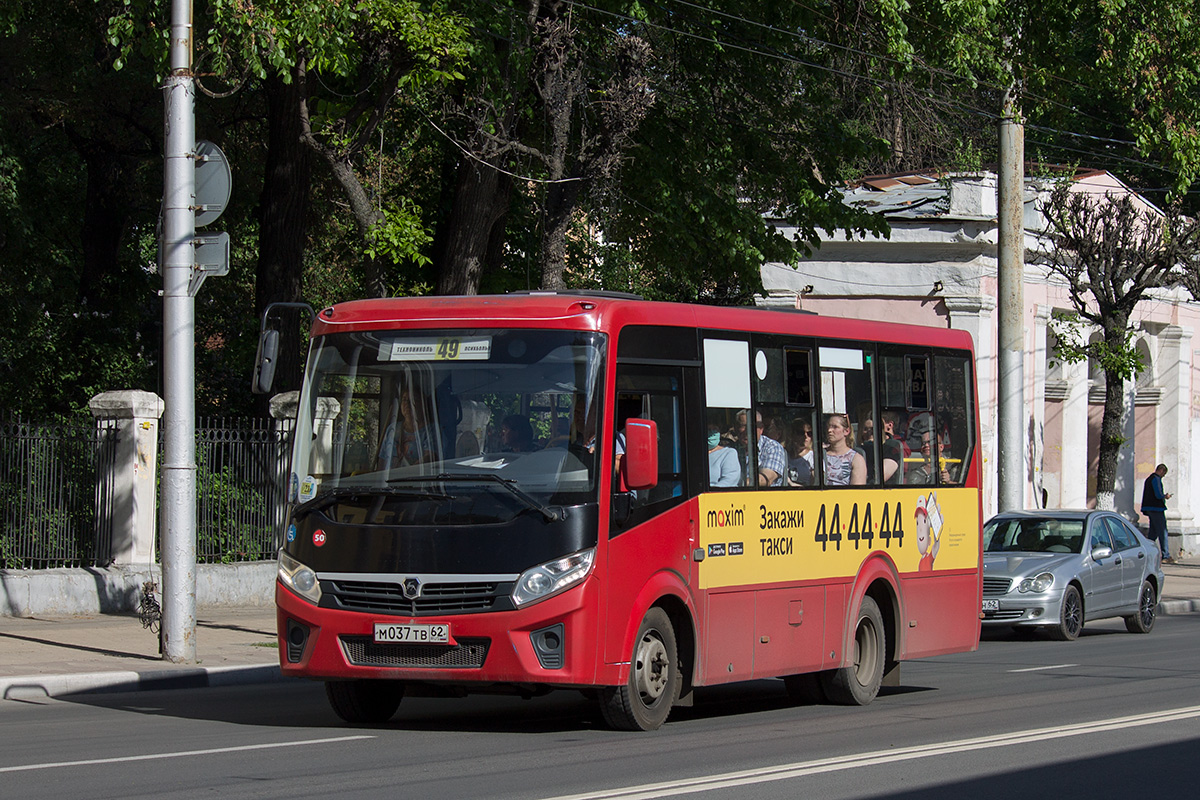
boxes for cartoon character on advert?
[915,492,943,571]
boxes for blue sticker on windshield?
[286,524,296,543]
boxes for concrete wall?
[0,561,276,618]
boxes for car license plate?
[374,623,450,644]
[981,599,999,612]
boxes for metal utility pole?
[996,86,1026,512]
[161,0,197,662]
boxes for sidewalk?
[3,561,1200,701]
[0,605,283,700]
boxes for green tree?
[1042,182,1200,508]
[0,0,161,415]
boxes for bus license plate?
[981,599,999,613]
[374,623,450,644]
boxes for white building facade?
[760,170,1199,558]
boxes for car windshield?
[289,328,606,510]
[984,518,1085,554]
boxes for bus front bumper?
[275,579,604,688]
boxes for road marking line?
[1008,664,1078,672]
[542,705,1200,800]
[0,735,374,774]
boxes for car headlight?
[278,549,322,605]
[512,548,595,607]
[1018,572,1055,593]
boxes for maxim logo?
[706,505,745,528]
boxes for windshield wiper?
[388,473,564,522]
[293,485,452,517]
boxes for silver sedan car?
[982,510,1164,640]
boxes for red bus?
[269,293,982,730]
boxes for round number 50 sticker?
[313,529,327,547]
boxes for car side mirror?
[1091,545,1113,561]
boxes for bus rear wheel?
[600,608,680,731]
[820,596,885,706]
[325,679,404,723]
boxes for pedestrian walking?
[1141,463,1173,563]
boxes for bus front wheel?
[820,596,885,706]
[600,608,680,731]
[325,679,404,723]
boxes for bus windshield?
[290,328,606,515]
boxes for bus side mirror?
[251,329,280,395]
[251,301,315,396]
[622,418,658,491]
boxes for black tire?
[1049,585,1083,641]
[820,596,886,706]
[325,679,404,724]
[783,672,828,705]
[1124,580,1157,634]
[599,608,680,731]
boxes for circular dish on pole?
[194,140,231,227]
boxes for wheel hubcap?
[852,618,879,685]
[1065,594,1081,635]
[634,630,669,702]
[1141,587,1156,625]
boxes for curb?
[1159,599,1200,615]
[0,663,285,701]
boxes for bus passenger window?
[611,369,686,529]
[817,345,872,487]
[934,354,974,486]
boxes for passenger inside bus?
[499,414,535,453]
[707,421,741,487]
[785,417,813,486]
[823,413,866,486]
[736,409,786,487]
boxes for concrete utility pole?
[996,86,1026,512]
[161,0,198,662]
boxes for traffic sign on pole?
[194,140,231,227]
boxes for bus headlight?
[278,550,322,605]
[512,548,595,607]
[1018,572,1054,593]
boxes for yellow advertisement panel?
[697,488,980,590]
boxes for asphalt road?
[3,614,1197,800]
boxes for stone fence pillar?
[270,391,341,478]
[88,390,164,566]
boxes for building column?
[1158,325,1195,556]
[88,390,164,566]
[1059,359,1090,508]
[944,294,998,516]
[1031,306,1051,507]
[1116,377,1137,517]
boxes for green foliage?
[1049,310,1144,382]
[0,416,106,569]
[365,199,434,268]
[195,461,271,563]
[1094,0,1200,196]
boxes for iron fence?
[195,416,293,563]
[0,415,117,569]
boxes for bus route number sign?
[374,622,450,644]
[380,336,492,362]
